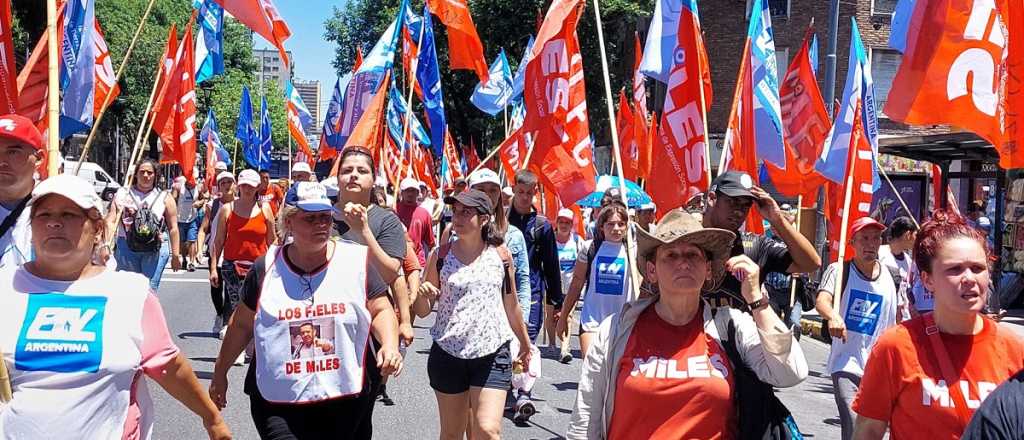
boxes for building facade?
[293,79,322,135]
[254,47,293,91]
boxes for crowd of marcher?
[2,114,1024,440]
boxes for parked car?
[65,161,121,201]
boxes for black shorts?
[427,341,512,394]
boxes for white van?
[64,161,121,201]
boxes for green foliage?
[323,0,654,157]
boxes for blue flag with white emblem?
[470,50,514,116]
[416,6,446,155]
[194,0,225,84]
[747,0,786,168]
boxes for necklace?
[288,242,333,305]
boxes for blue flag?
[809,33,819,78]
[889,0,916,54]
[235,86,255,145]
[416,6,446,155]
[257,96,273,170]
[195,0,225,84]
[59,0,97,138]
[201,109,231,166]
[747,0,786,168]
[639,0,689,84]
[386,85,431,149]
[470,50,514,116]
[321,73,350,150]
[510,36,535,101]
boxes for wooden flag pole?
[832,147,859,314]
[875,158,921,229]
[472,143,504,175]
[592,0,641,294]
[46,0,60,177]
[75,0,160,176]
[789,195,803,308]
[122,58,164,187]
[231,139,239,174]
[287,134,293,181]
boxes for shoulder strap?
[840,261,852,299]
[435,241,451,273]
[586,239,603,272]
[921,313,973,428]
[886,265,902,292]
[496,244,513,265]
[0,196,30,239]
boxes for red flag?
[157,23,198,184]
[16,30,48,125]
[632,32,651,180]
[443,132,464,182]
[353,46,364,72]
[825,104,874,261]
[342,70,391,158]
[465,137,481,171]
[720,41,764,234]
[930,164,962,216]
[885,0,1021,169]
[427,0,489,83]
[497,126,527,178]
[205,135,218,192]
[0,1,17,113]
[149,24,181,141]
[648,3,711,213]
[766,27,828,204]
[522,0,596,206]
[632,32,646,116]
[214,0,291,67]
[615,89,638,181]
[92,20,120,116]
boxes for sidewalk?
[800,309,1024,342]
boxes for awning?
[878,132,999,163]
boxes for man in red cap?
[814,216,906,440]
[0,115,44,267]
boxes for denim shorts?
[427,341,512,394]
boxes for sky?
[253,0,348,117]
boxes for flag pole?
[231,139,239,174]
[591,0,641,294]
[122,55,164,187]
[400,14,428,181]
[472,143,504,174]
[287,133,293,181]
[832,144,859,315]
[789,194,803,308]
[46,0,60,177]
[75,0,160,176]
[875,158,921,229]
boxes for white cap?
[468,169,500,188]
[557,208,574,220]
[320,177,339,197]
[294,182,337,213]
[639,202,657,212]
[216,171,235,183]
[214,161,228,171]
[400,177,420,192]
[30,174,104,216]
[238,169,260,187]
[292,161,312,174]
[502,186,513,197]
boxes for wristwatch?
[747,297,770,311]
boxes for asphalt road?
[151,268,841,440]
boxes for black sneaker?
[378,386,395,406]
[560,353,573,364]
[187,263,196,272]
[513,396,536,423]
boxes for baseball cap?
[850,217,886,236]
[639,202,657,212]
[468,169,500,188]
[237,169,260,187]
[30,174,104,216]
[557,208,574,220]
[214,161,228,171]
[293,182,338,213]
[0,114,44,151]
[216,171,235,183]
[292,161,312,174]
[709,171,755,199]
[400,177,420,192]
[454,177,467,187]
[502,186,513,198]
[321,177,339,197]
[444,189,494,216]
[374,175,388,188]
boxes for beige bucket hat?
[636,208,736,291]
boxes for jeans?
[115,235,170,291]
[831,371,862,440]
[526,289,544,341]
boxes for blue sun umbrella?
[577,175,651,208]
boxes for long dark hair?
[595,203,628,242]
[133,159,161,190]
[480,214,504,247]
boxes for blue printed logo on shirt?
[594,255,625,295]
[844,289,883,336]
[559,249,576,272]
[16,294,106,373]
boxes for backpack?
[125,190,166,253]
[436,242,515,297]
[711,307,804,440]
[819,261,903,344]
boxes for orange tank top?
[223,205,270,261]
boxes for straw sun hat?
[636,208,736,291]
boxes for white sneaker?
[218,325,227,340]
[233,352,245,366]
[212,316,223,334]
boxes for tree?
[323,0,653,159]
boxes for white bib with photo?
[253,242,371,403]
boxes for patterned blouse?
[431,246,515,359]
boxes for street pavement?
[151,268,841,439]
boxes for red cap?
[850,216,886,236]
[0,115,44,151]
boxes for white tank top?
[253,242,372,402]
[115,187,167,238]
[580,241,634,331]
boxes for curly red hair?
[913,210,992,274]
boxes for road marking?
[161,278,210,283]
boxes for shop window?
[872,0,898,16]
[775,47,790,76]
[869,48,902,118]
[747,0,790,18]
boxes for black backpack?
[712,307,804,440]
[819,261,903,344]
[125,191,165,252]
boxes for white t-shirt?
[0,200,33,268]
[580,241,636,332]
[556,234,587,296]
[821,261,901,376]
[420,197,437,217]
[0,267,179,439]
[878,245,913,320]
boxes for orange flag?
[158,23,198,184]
[633,33,651,180]
[214,0,291,67]
[720,40,764,234]
[427,0,489,83]
[825,103,874,261]
[343,70,391,158]
[615,89,638,181]
[498,126,527,179]
[150,23,183,142]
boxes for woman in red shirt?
[567,209,807,439]
[852,211,1024,439]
